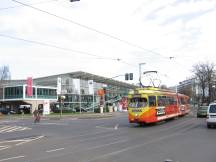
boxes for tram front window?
[129,98,147,108]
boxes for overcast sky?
[1,0,216,86]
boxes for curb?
[0,113,114,120]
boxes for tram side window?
[173,97,177,105]
[185,98,189,104]
[149,96,156,107]
[157,96,167,106]
[180,97,187,104]
[167,96,176,105]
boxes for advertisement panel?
[26,77,33,96]
[43,100,50,115]
[57,77,61,95]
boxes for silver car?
[206,103,216,128]
[197,106,208,118]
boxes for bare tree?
[192,62,215,104]
[180,84,193,98]
[206,63,216,103]
[0,65,11,80]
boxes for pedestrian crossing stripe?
[0,135,44,151]
[0,145,10,151]
[0,126,31,133]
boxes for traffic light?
[125,73,129,80]
[129,73,133,80]
[125,73,133,80]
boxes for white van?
[206,103,216,128]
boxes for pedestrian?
[33,109,40,123]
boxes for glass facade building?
[0,71,137,113]
[0,85,57,101]
[33,71,137,113]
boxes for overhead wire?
[11,0,169,60]
[0,0,58,11]
[0,33,138,68]
[0,33,116,60]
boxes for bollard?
[100,106,103,114]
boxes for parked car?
[0,107,16,115]
[0,107,9,114]
[197,106,208,118]
[206,103,216,128]
[17,107,31,114]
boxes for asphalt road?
[0,111,215,162]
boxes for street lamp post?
[139,63,146,87]
[60,95,65,118]
[102,84,107,113]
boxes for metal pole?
[93,92,95,113]
[103,94,106,112]
[60,99,62,118]
[139,63,145,87]
[79,94,81,114]
[139,63,141,87]
[91,80,95,113]
[60,96,65,118]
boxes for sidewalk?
[0,112,117,120]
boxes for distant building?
[174,78,206,104]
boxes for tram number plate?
[157,107,165,115]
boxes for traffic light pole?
[111,75,125,79]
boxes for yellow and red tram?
[128,87,190,124]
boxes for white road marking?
[114,124,119,130]
[0,138,32,144]
[164,159,174,162]
[46,148,65,153]
[0,145,10,151]
[5,126,23,132]
[86,139,127,150]
[96,126,113,130]
[96,124,119,130]
[0,135,45,152]
[0,155,25,162]
[0,126,31,133]
[15,135,44,146]
[0,126,16,133]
